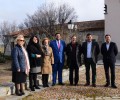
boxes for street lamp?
[68,20,74,34]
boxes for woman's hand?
[36,54,41,58]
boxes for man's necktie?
[58,41,60,50]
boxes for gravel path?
[23,65,120,100]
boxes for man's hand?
[17,69,20,72]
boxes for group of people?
[11,33,118,96]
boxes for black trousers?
[42,74,49,86]
[69,64,79,85]
[85,58,96,84]
[104,61,115,85]
[29,73,37,87]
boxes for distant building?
[4,20,104,55]
[105,0,120,58]
[76,20,104,46]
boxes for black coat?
[66,42,82,67]
[27,43,42,68]
[82,41,100,63]
[101,42,118,63]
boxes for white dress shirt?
[106,43,110,51]
[87,42,92,58]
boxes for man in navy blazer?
[50,33,66,86]
[101,34,118,88]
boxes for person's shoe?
[21,92,25,95]
[15,90,22,96]
[30,87,35,91]
[104,83,110,87]
[74,84,78,86]
[70,83,73,86]
[34,85,40,89]
[20,90,25,95]
[92,84,96,87]
[52,83,55,86]
[43,84,49,87]
[58,83,65,85]
[111,85,117,88]
[84,83,90,86]
[46,84,49,87]
[43,85,46,88]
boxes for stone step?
[0,69,69,97]
[0,66,85,97]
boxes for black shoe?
[58,83,65,85]
[30,87,35,91]
[84,83,90,86]
[21,92,25,95]
[46,84,49,87]
[104,83,110,87]
[15,91,22,96]
[92,84,96,87]
[111,85,117,88]
[43,85,46,88]
[74,84,78,86]
[52,84,55,86]
[20,90,25,95]
[70,83,73,86]
[34,86,40,89]
[43,84,49,87]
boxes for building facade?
[105,0,120,57]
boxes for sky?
[0,0,104,25]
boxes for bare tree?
[0,21,17,55]
[24,3,77,37]
[58,3,77,24]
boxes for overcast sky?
[0,0,104,24]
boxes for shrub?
[0,52,6,63]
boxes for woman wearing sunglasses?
[11,35,30,96]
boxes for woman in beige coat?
[41,38,54,87]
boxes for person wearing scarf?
[41,38,54,87]
[11,35,30,96]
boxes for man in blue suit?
[50,33,66,86]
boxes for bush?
[0,52,6,63]
[4,55,12,60]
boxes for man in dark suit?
[66,35,82,86]
[50,33,66,86]
[101,34,118,88]
[82,33,100,87]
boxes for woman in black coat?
[27,35,42,91]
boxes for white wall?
[105,0,120,51]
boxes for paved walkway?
[1,63,120,100]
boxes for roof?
[75,20,104,31]
[5,20,104,37]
